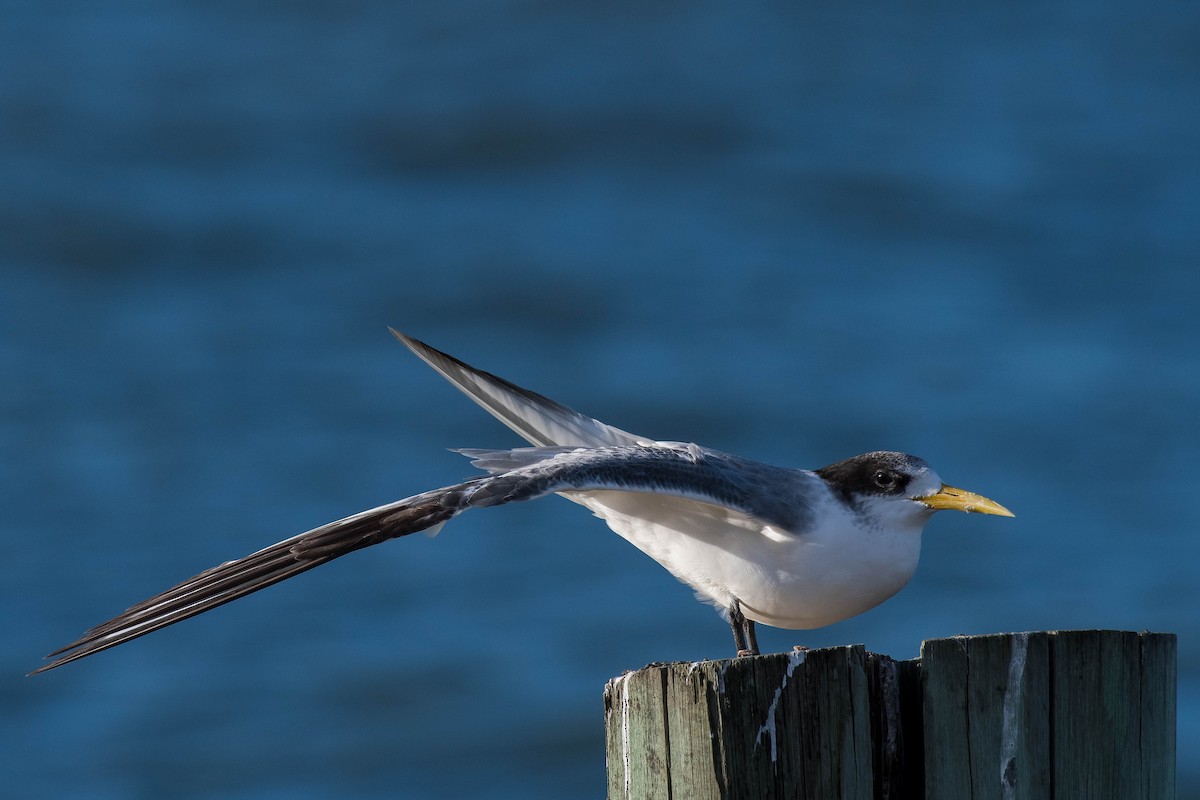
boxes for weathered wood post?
[602,630,1174,799]
[922,630,1176,799]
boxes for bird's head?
[816,451,1013,528]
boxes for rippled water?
[5,2,1199,797]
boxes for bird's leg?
[728,599,758,657]
[729,609,748,655]
[744,618,759,656]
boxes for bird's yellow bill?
[918,485,1014,517]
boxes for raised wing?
[391,329,646,448]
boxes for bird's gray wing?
[390,329,646,448]
[32,490,468,674]
[34,445,805,674]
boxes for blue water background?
[5,2,1198,797]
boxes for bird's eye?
[873,470,897,489]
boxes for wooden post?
[923,630,1176,800]
[602,630,1174,799]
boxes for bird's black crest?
[815,451,930,505]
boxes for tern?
[33,330,1012,674]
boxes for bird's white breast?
[564,487,925,630]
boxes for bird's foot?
[792,645,809,652]
[736,648,757,658]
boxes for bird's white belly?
[567,489,923,630]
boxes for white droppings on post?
[754,649,807,762]
[618,671,633,800]
[716,661,731,694]
[999,632,1029,799]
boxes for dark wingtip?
[29,639,89,675]
[389,327,430,348]
[28,656,64,676]
[389,327,441,361]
